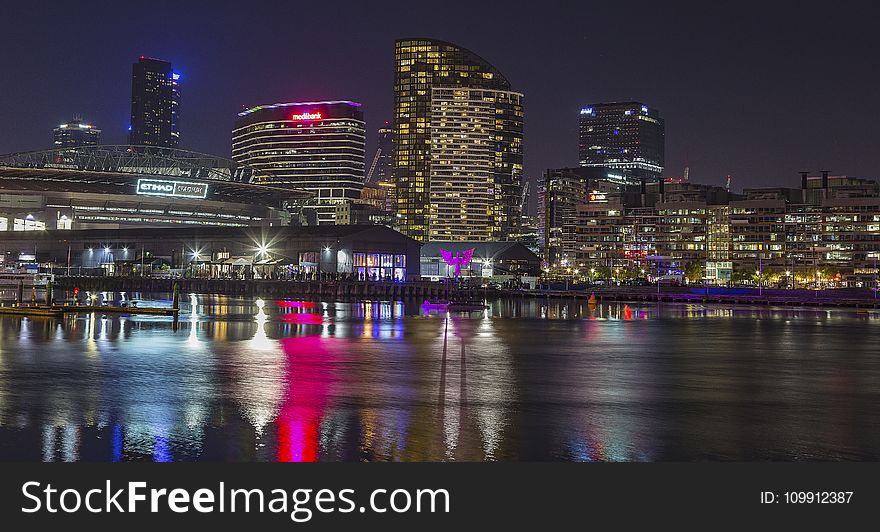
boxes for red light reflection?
[275,337,336,462]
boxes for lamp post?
[758,256,763,297]
[869,253,878,299]
[704,260,709,297]
[609,256,614,288]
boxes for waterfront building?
[707,205,731,261]
[420,241,540,280]
[0,225,419,281]
[539,167,621,266]
[232,101,366,225]
[393,38,523,242]
[54,117,101,148]
[129,56,180,147]
[565,173,880,286]
[578,102,665,182]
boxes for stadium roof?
[0,145,312,207]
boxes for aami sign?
[137,179,208,199]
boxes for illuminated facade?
[0,225,420,281]
[129,57,180,148]
[232,101,365,225]
[578,102,664,182]
[568,174,880,286]
[53,117,101,147]
[0,146,306,230]
[539,167,622,265]
[393,38,523,242]
[420,241,541,279]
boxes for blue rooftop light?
[580,107,594,115]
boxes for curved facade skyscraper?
[393,39,524,242]
[232,101,365,225]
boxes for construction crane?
[365,146,383,184]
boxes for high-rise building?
[539,167,622,265]
[393,38,524,242]
[53,116,101,148]
[232,100,366,225]
[578,102,664,182]
[367,123,393,184]
[369,123,397,213]
[129,56,180,147]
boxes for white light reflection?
[187,293,199,347]
[234,298,286,438]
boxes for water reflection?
[0,296,879,461]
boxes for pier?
[55,277,452,300]
[515,288,880,309]
[48,276,880,309]
[0,305,65,318]
[0,302,177,318]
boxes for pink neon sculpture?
[439,248,475,278]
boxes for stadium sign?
[136,179,208,199]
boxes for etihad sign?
[290,111,322,121]
[136,179,208,199]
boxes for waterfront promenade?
[47,276,880,309]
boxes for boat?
[421,299,487,312]
[447,301,488,312]
[422,299,449,311]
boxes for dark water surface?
[1,295,879,462]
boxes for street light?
[869,253,879,299]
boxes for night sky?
[2,1,878,194]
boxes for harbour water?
[0,295,878,461]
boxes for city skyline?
[2,2,878,194]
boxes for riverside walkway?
[49,276,880,309]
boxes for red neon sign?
[290,111,322,121]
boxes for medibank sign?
[136,179,208,199]
[290,111,322,121]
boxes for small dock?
[0,304,178,318]
[58,305,179,316]
[0,305,65,318]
